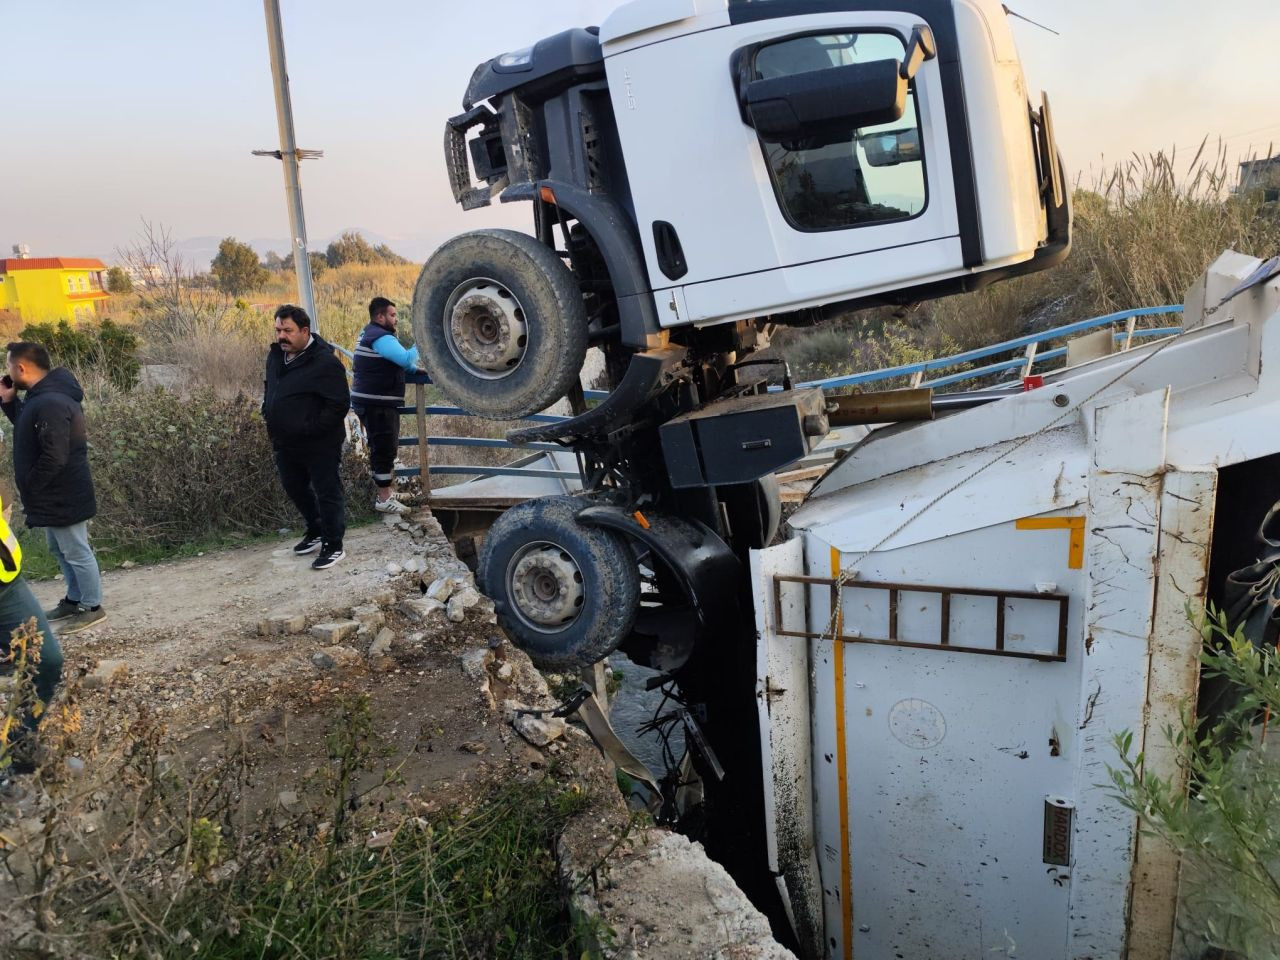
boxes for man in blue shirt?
[351,297,419,514]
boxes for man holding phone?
[0,341,106,633]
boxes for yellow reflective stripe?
[1015,516,1085,569]
[0,510,22,582]
[831,546,853,959]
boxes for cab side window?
[753,32,927,231]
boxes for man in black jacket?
[0,342,105,634]
[263,305,350,570]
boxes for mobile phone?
[0,376,12,389]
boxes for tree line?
[210,231,410,296]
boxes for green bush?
[18,317,141,392]
[1110,608,1280,959]
[83,390,374,548]
[0,390,375,556]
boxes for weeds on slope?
[1110,607,1280,960]
[152,779,590,960]
[0,686,592,960]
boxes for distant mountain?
[171,229,439,271]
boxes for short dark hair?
[274,304,311,329]
[369,296,395,322]
[6,341,51,372]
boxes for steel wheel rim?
[506,540,586,634]
[443,277,528,380]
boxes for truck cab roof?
[463,27,604,109]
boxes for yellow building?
[0,257,110,325]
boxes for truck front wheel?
[413,229,588,420]
[479,496,639,669]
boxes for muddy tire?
[413,229,588,420]
[479,496,639,669]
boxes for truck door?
[604,6,964,326]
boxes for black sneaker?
[45,597,79,622]
[311,543,345,570]
[293,533,323,555]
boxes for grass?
[1,688,601,960]
[1110,607,1280,959]
[142,779,592,960]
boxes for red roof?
[0,257,107,273]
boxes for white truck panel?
[1067,388,1168,959]
[814,526,1087,960]
[598,0,727,51]
[1127,470,1216,960]
[763,253,1279,957]
[753,536,825,959]
[679,238,965,327]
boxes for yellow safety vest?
[0,496,22,583]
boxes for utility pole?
[254,0,322,330]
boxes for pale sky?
[3,0,1277,262]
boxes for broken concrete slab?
[367,627,394,660]
[446,586,482,623]
[258,612,306,636]
[565,830,797,960]
[399,597,445,623]
[513,712,566,748]
[308,620,360,644]
[424,577,458,603]
[350,604,385,632]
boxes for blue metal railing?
[795,305,1183,390]
[337,305,1184,487]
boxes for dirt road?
[5,509,796,959]
[30,522,412,677]
[21,513,574,817]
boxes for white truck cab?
[417,0,1068,422]
[601,0,1060,328]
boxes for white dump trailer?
[752,251,1280,959]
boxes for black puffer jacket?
[262,335,350,452]
[1,367,97,528]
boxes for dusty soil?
[5,508,795,958]
[25,521,509,809]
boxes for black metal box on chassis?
[659,388,828,488]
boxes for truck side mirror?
[740,58,906,148]
[859,128,921,167]
[900,25,937,81]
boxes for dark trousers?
[0,576,62,731]
[355,405,400,491]
[274,444,346,546]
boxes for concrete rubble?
[562,828,797,960]
[308,620,360,644]
[82,659,129,690]
[2,500,793,960]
